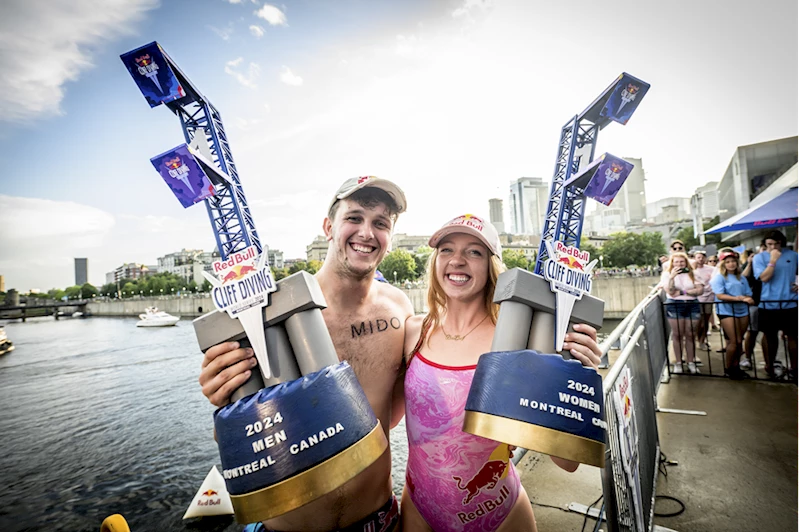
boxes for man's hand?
[199,341,258,407]
[770,249,782,263]
[563,323,602,371]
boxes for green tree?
[502,249,529,270]
[81,283,98,298]
[121,282,137,297]
[602,232,666,267]
[413,246,434,279]
[307,260,323,275]
[674,216,728,250]
[379,249,417,283]
[272,267,290,281]
[288,261,309,275]
[579,241,601,263]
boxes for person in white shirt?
[692,250,716,351]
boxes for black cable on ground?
[592,502,606,532]
[581,494,604,532]
[654,494,686,517]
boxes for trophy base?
[231,421,388,523]
[463,411,605,468]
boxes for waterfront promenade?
[80,275,657,319]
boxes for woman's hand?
[563,323,602,371]
[742,296,755,305]
[199,341,257,407]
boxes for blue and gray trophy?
[121,41,388,523]
[463,72,650,468]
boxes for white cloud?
[280,66,303,86]
[255,4,287,26]
[0,195,116,290]
[0,0,160,123]
[224,0,243,3]
[233,116,263,131]
[452,0,493,18]
[250,24,265,38]
[395,34,422,58]
[225,58,260,88]
[209,23,235,40]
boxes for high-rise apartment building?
[75,258,88,286]
[509,177,549,236]
[693,181,720,219]
[488,198,505,234]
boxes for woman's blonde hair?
[420,246,505,348]
[717,248,742,279]
[667,252,695,282]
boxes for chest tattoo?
[350,317,402,339]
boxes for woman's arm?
[390,314,424,429]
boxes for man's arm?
[757,250,781,283]
[389,295,417,430]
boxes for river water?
[0,316,619,532]
[0,316,410,532]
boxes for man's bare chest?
[324,308,405,376]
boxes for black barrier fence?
[661,299,797,381]
[599,289,664,532]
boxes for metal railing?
[600,290,666,532]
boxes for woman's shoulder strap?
[407,317,432,365]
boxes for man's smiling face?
[324,198,393,279]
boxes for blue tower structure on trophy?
[463,73,650,468]
[121,42,389,524]
[536,72,651,272]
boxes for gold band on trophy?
[463,411,605,468]
[230,421,389,523]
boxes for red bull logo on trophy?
[204,245,277,378]
[543,241,598,352]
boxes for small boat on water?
[136,307,180,327]
[0,326,14,356]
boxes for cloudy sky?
[0,0,796,291]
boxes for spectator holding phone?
[663,252,704,374]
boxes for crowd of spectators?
[656,230,797,381]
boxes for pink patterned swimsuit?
[404,352,521,531]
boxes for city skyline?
[0,0,796,290]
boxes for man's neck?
[316,265,375,309]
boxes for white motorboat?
[136,307,180,327]
[0,326,14,356]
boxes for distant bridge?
[0,301,89,322]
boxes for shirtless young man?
[199,176,414,532]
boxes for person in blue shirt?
[711,249,754,380]
[752,230,798,380]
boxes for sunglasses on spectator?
[708,259,718,263]
[671,246,684,251]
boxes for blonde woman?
[397,215,601,532]
[664,253,704,374]
[710,249,753,380]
